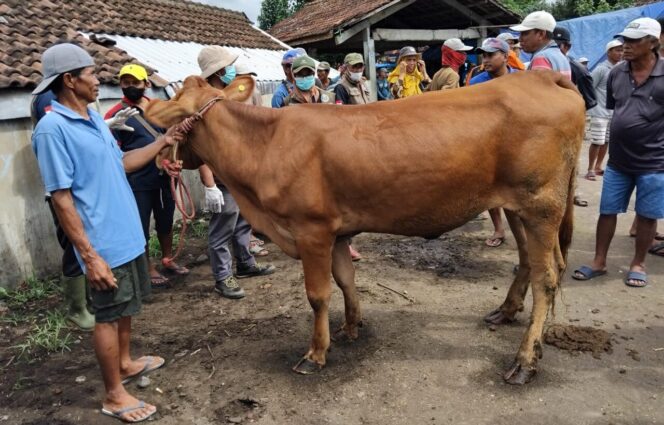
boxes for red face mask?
[441,46,467,72]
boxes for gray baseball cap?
[33,43,95,94]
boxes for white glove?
[204,185,224,213]
[104,107,139,132]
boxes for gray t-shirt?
[587,60,615,119]
[606,57,664,174]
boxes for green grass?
[147,218,208,258]
[1,276,74,362]
[12,309,73,360]
[1,276,60,309]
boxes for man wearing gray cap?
[31,43,182,422]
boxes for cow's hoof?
[484,308,517,325]
[292,357,322,375]
[503,360,536,385]
[331,323,359,343]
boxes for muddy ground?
[1,153,664,425]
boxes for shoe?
[61,274,95,331]
[214,276,245,299]
[235,263,276,279]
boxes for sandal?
[648,242,664,257]
[485,236,505,247]
[594,169,604,176]
[572,265,606,281]
[161,258,190,275]
[150,274,170,288]
[249,240,269,257]
[624,270,648,288]
[121,355,165,384]
[101,400,156,423]
[573,196,588,207]
[584,171,596,181]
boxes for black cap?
[553,26,571,42]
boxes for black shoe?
[214,276,245,299]
[235,263,276,279]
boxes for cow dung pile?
[544,324,613,359]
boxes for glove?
[104,107,139,132]
[204,185,224,213]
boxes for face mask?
[349,72,363,82]
[122,86,145,102]
[295,75,315,91]
[219,64,236,85]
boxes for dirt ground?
[1,148,664,425]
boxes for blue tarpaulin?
[557,2,664,70]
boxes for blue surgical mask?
[295,75,315,91]
[219,64,236,85]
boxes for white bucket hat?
[510,11,557,33]
[198,46,238,79]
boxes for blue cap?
[281,48,306,65]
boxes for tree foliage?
[258,0,313,30]
[502,0,635,20]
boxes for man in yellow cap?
[105,64,190,288]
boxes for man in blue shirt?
[469,38,516,249]
[271,48,305,108]
[31,43,181,423]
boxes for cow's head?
[145,75,255,169]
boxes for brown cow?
[145,71,584,385]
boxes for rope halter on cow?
[160,95,224,264]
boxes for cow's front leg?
[485,211,530,325]
[331,238,362,342]
[504,224,557,385]
[292,232,334,375]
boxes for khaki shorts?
[87,254,151,323]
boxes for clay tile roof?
[1,0,283,90]
[270,0,394,44]
[269,0,520,45]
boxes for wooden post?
[363,26,377,102]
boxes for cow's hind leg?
[485,210,530,325]
[504,220,559,385]
[292,231,335,375]
[331,238,362,342]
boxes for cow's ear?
[144,76,212,127]
[222,75,255,103]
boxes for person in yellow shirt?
[388,46,431,98]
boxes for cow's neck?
[191,100,275,192]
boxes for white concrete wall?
[0,118,62,288]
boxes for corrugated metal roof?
[83,33,289,84]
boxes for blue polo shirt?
[469,66,516,85]
[32,100,146,270]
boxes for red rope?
[160,96,222,264]
[161,159,195,264]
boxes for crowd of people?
[28,10,663,423]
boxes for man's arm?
[122,126,182,173]
[51,189,117,290]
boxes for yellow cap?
[119,64,148,81]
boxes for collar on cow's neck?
[175,96,223,134]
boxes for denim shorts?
[599,166,664,219]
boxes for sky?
[193,0,262,23]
